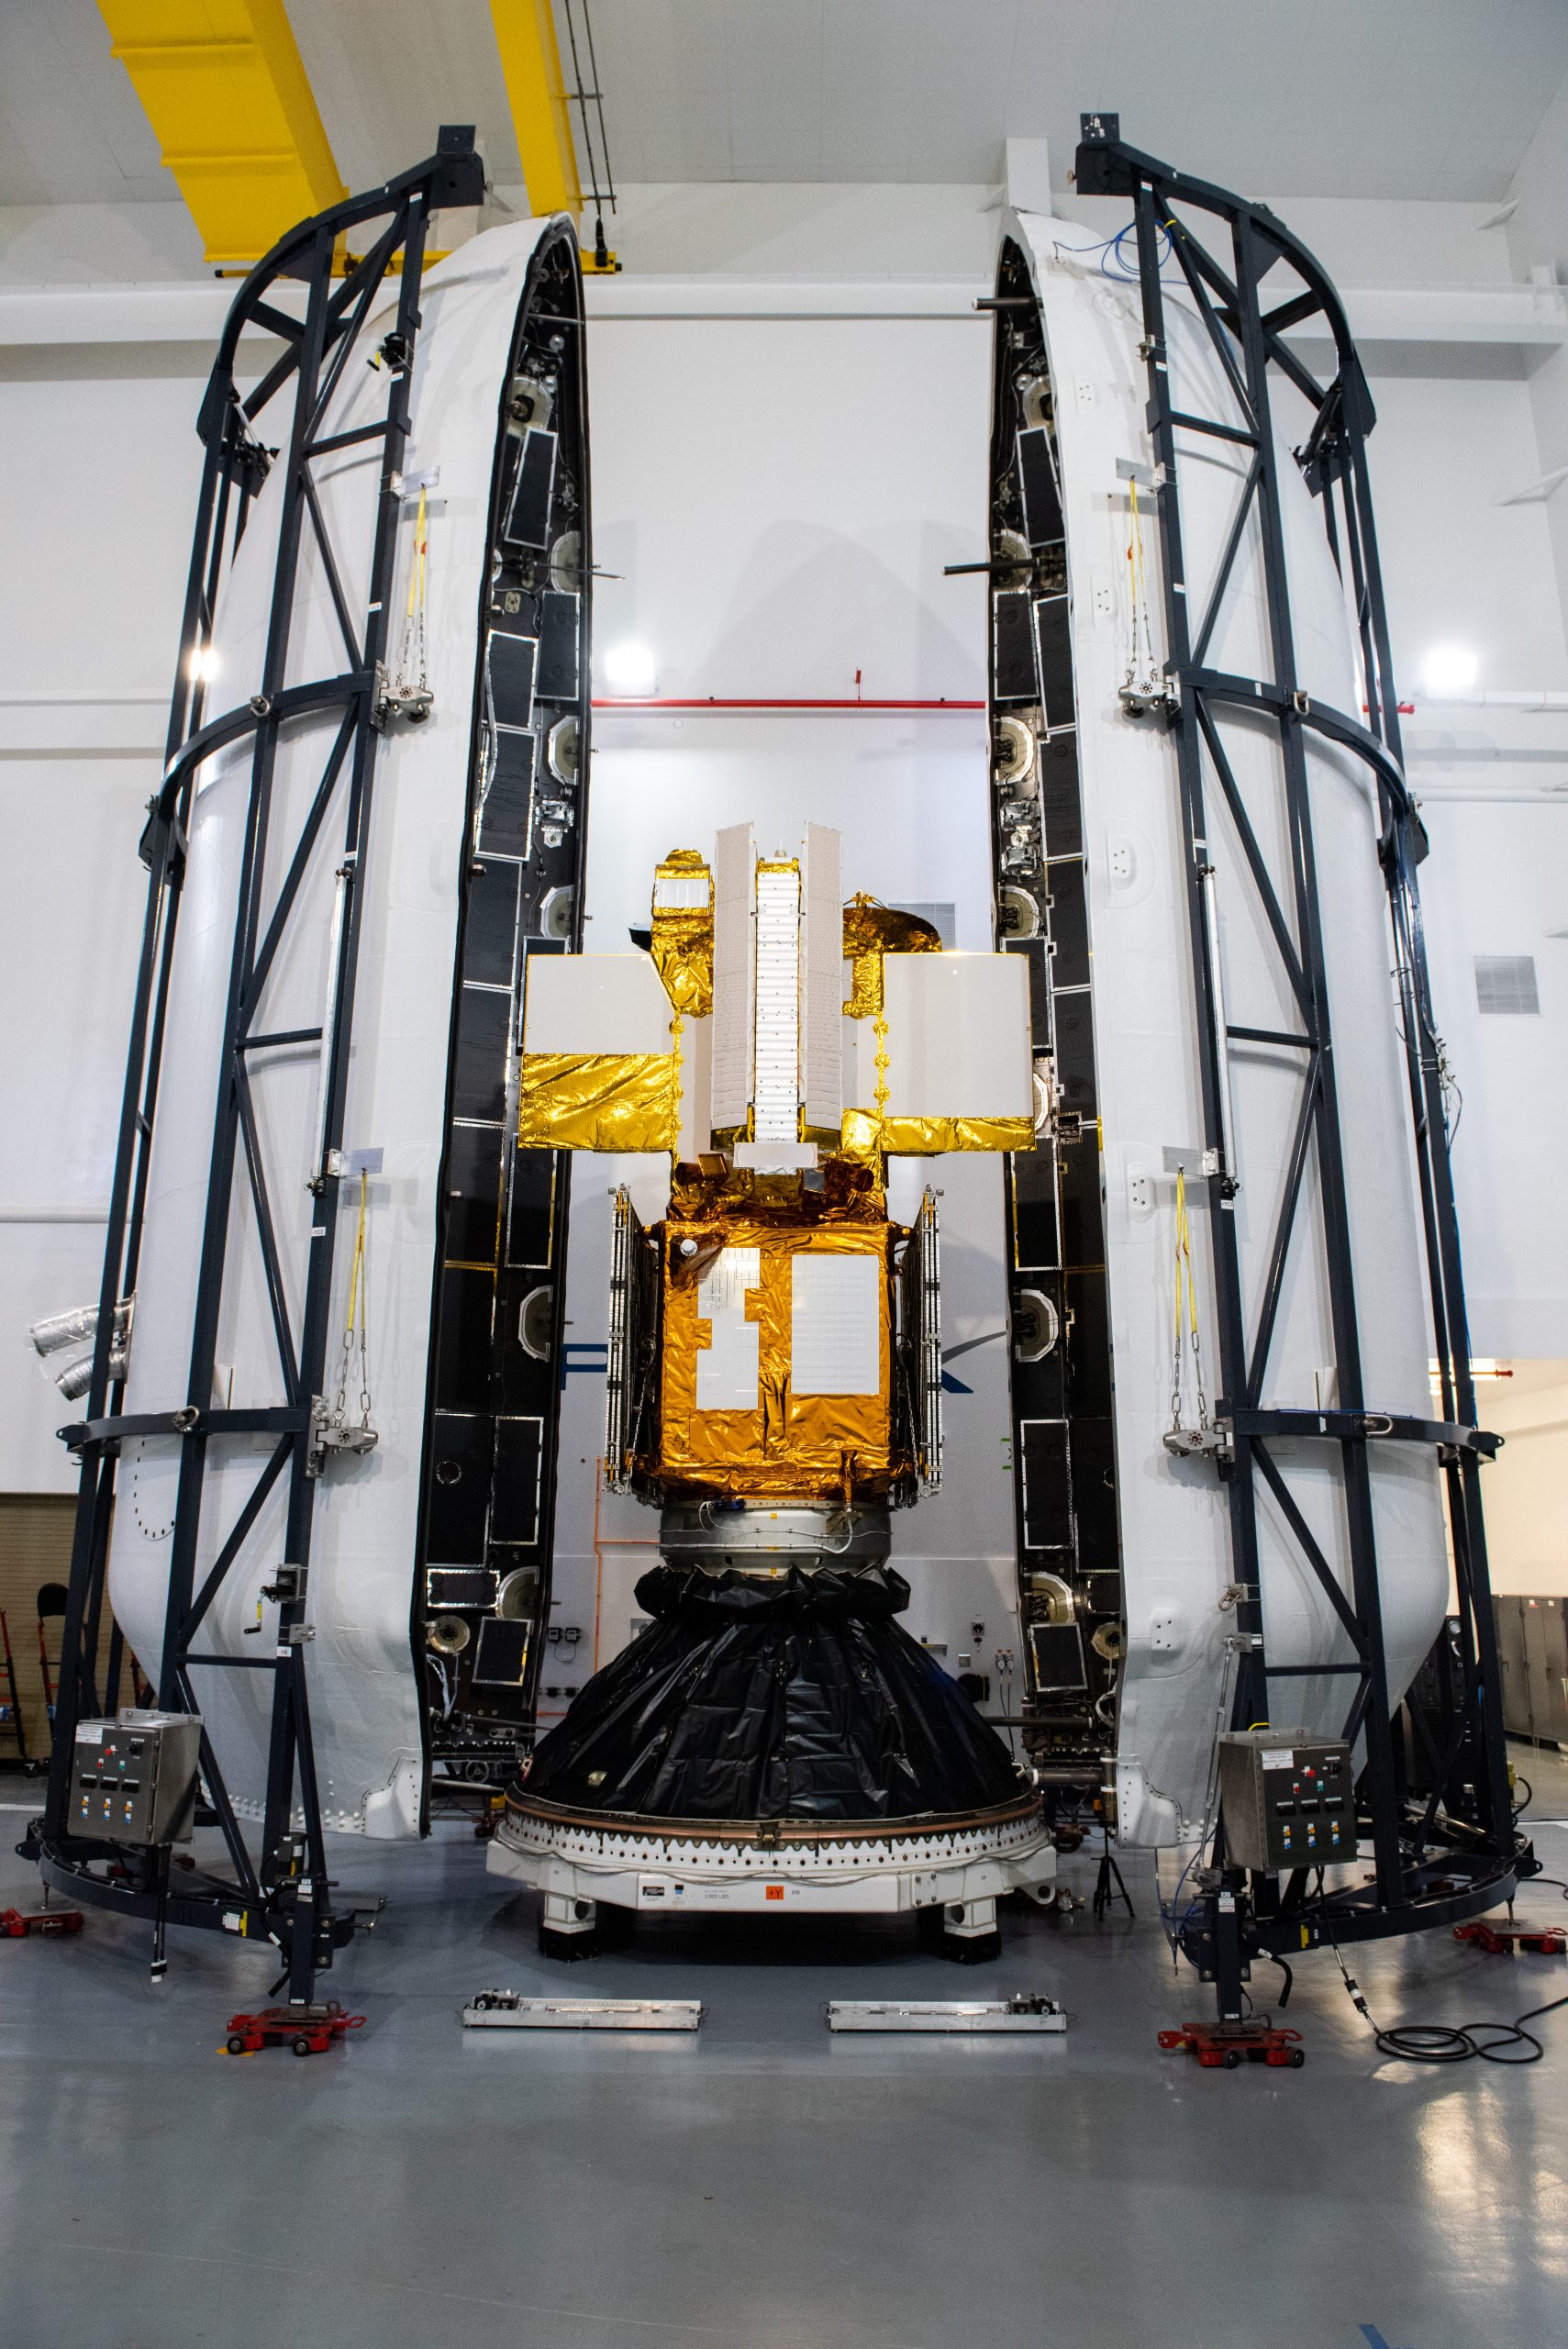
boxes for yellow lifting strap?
[1170,1168,1210,1435]
[345,1169,369,1342]
[329,1169,374,1437]
[1126,474,1155,680]
[406,485,428,631]
[1174,1167,1197,1346]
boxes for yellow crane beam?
[490,0,618,268]
[98,1,348,267]
[489,0,583,220]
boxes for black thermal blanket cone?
[520,1563,1025,1824]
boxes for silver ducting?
[28,1303,100,1358]
[27,1300,132,1396]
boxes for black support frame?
[32,136,486,1998]
[1073,120,1525,1993]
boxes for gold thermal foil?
[517,1052,680,1152]
[650,1175,914,1504]
[881,1113,1037,1154]
[649,849,715,1019]
[840,1108,883,1163]
[840,1108,1037,1158]
[841,895,941,1019]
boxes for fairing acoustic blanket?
[522,1564,1025,1822]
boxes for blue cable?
[1054,218,1176,283]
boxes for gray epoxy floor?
[2,1751,1566,2349]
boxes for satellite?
[492,828,1055,1954]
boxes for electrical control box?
[69,1710,202,1846]
[1218,1729,1353,1873]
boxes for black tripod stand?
[1093,1818,1135,1920]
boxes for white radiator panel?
[696,1246,761,1410]
[877,954,1032,1119]
[752,863,802,1143]
[523,953,674,1056]
[802,822,844,1133]
[791,1252,882,1396]
[709,823,755,1133]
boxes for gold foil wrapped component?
[666,1156,887,1225]
[517,1052,680,1152]
[840,1108,1037,1158]
[649,849,715,1019]
[650,1195,914,1506]
[840,1108,884,1164]
[883,1113,1036,1153]
[896,1112,1036,1155]
[841,895,941,1019]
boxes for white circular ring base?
[488,1799,1057,1920]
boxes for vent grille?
[1474,955,1540,1016]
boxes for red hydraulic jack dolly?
[223,2001,365,2058]
[1454,1919,1567,1958]
[1159,2020,1306,2069]
[1,1906,83,1940]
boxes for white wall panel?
[0,365,203,1490]
[1479,1367,1568,1595]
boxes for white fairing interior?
[1012,213,1449,1844]
[107,220,555,1836]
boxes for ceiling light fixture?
[1419,643,1479,698]
[603,642,658,696]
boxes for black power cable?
[1318,1872,1568,2065]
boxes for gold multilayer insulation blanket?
[649,849,715,1019]
[641,1165,915,1505]
[517,1051,680,1152]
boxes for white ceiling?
[0,0,170,206]
[573,0,1568,202]
[2,0,1565,214]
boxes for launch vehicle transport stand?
[23,132,487,2006]
[1067,117,1532,2019]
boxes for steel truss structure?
[1073,117,1531,2006]
[29,133,487,2000]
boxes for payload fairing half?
[101,200,595,1839]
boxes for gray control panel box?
[1218,1728,1353,1872]
[70,1710,202,1845]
